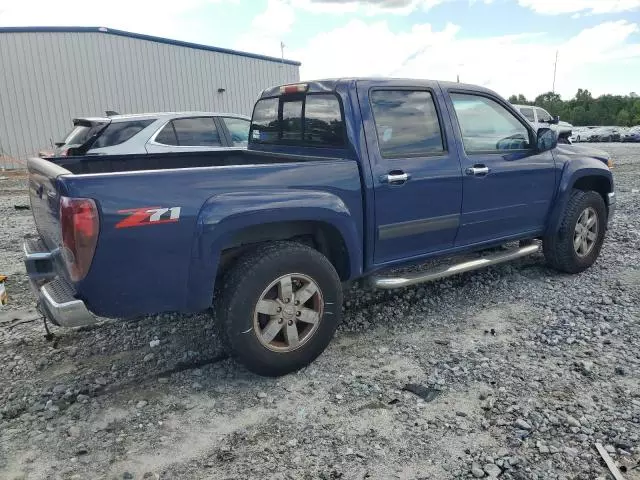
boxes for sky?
[1,0,639,100]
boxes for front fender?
[545,156,613,236]
[186,189,363,311]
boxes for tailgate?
[27,156,71,251]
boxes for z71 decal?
[115,206,182,229]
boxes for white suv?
[54,112,251,156]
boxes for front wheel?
[215,241,343,376]
[543,190,607,274]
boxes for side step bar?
[370,244,540,290]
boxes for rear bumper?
[23,237,96,327]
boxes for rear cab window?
[250,92,346,148]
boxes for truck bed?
[27,151,365,318]
[47,149,297,175]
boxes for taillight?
[60,197,99,282]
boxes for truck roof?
[259,78,499,99]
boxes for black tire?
[543,190,607,274]
[215,241,342,377]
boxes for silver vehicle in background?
[570,126,597,143]
[513,104,573,143]
[54,112,251,156]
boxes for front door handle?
[380,172,410,185]
[465,166,490,176]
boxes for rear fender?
[545,156,613,236]
[186,190,363,311]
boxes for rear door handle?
[465,166,490,176]
[380,172,410,185]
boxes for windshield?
[519,107,535,122]
[536,108,553,122]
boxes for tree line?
[508,90,640,127]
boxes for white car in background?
[54,112,251,156]
[513,104,573,143]
[570,127,596,143]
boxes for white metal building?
[0,27,300,168]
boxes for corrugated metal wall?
[0,30,299,169]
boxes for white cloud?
[235,0,295,60]
[239,17,640,99]
[289,20,462,77]
[517,0,640,15]
[252,0,296,34]
[290,0,452,15]
[562,20,640,62]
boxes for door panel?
[445,91,556,246]
[357,81,463,265]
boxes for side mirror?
[550,115,560,124]
[537,127,557,152]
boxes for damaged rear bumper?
[23,237,96,327]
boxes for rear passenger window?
[169,117,221,146]
[370,90,444,158]
[91,120,154,149]
[304,95,344,146]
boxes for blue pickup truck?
[25,78,615,376]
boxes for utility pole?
[280,41,286,82]
[552,50,558,93]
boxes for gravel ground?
[0,144,639,480]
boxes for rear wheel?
[543,190,606,274]
[215,241,342,376]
